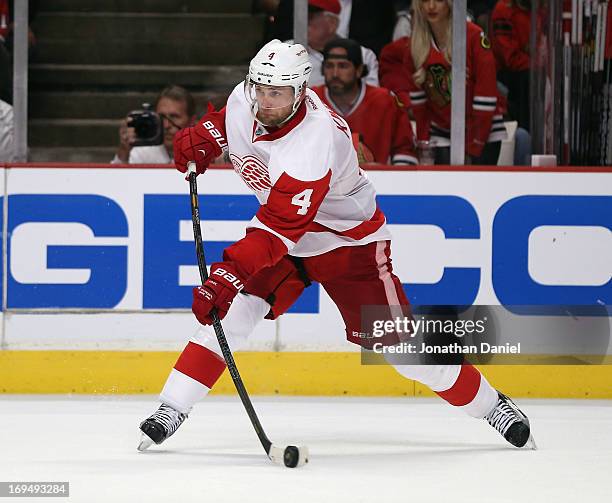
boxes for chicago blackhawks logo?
[424,64,451,108]
[480,32,491,49]
[229,153,272,192]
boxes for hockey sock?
[435,363,498,418]
[393,362,498,418]
[159,342,227,414]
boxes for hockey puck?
[283,446,300,468]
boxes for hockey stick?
[187,163,308,468]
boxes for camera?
[127,103,163,147]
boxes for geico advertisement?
[3,167,611,312]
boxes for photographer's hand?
[116,118,136,163]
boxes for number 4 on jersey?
[291,189,313,215]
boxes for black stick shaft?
[188,170,272,455]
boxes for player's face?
[420,0,451,26]
[156,97,191,151]
[323,50,361,96]
[253,85,295,126]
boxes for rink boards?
[0,164,610,396]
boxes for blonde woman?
[405,0,506,164]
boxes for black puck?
[283,446,300,468]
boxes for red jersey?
[197,84,392,282]
[379,36,412,108]
[490,0,531,72]
[404,22,506,157]
[312,83,417,165]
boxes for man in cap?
[313,38,417,166]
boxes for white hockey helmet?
[245,40,312,123]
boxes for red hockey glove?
[173,126,217,176]
[192,263,245,325]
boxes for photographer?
[112,85,195,164]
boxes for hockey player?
[404,0,507,164]
[312,38,418,166]
[138,39,533,452]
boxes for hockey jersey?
[312,82,417,165]
[490,0,531,72]
[404,22,506,157]
[379,36,412,108]
[207,83,391,279]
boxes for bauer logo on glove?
[212,268,244,292]
[191,263,245,325]
[173,105,228,176]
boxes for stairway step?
[29,64,247,91]
[32,13,264,65]
[29,119,123,147]
[33,40,257,65]
[29,91,229,119]
[29,147,119,164]
[37,0,253,14]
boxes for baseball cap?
[322,38,369,76]
[308,0,341,15]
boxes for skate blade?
[137,433,154,452]
[524,434,537,450]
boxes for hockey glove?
[173,125,217,176]
[192,263,245,325]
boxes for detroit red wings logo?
[229,154,272,192]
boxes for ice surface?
[1,395,611,503]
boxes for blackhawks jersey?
[404,22,506,157]
[312,82,417,165]
[490,0,531,72]
[379,36,412,109]
[205,82,391,279]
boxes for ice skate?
[484,392,536,449]
[137,403,188,451]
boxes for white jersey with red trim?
[224,82,391,258]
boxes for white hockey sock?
[158,293,270,414]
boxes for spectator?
[405,0,506,164]
[0,96,14,160]
[490,0,531,131]
[266,0,398,57]
[381,2,497,104]
[392,5,412,41]
[266,0,380,87]
[312,38,417,165]
[306,0,379,87]
[112,85,195,164]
